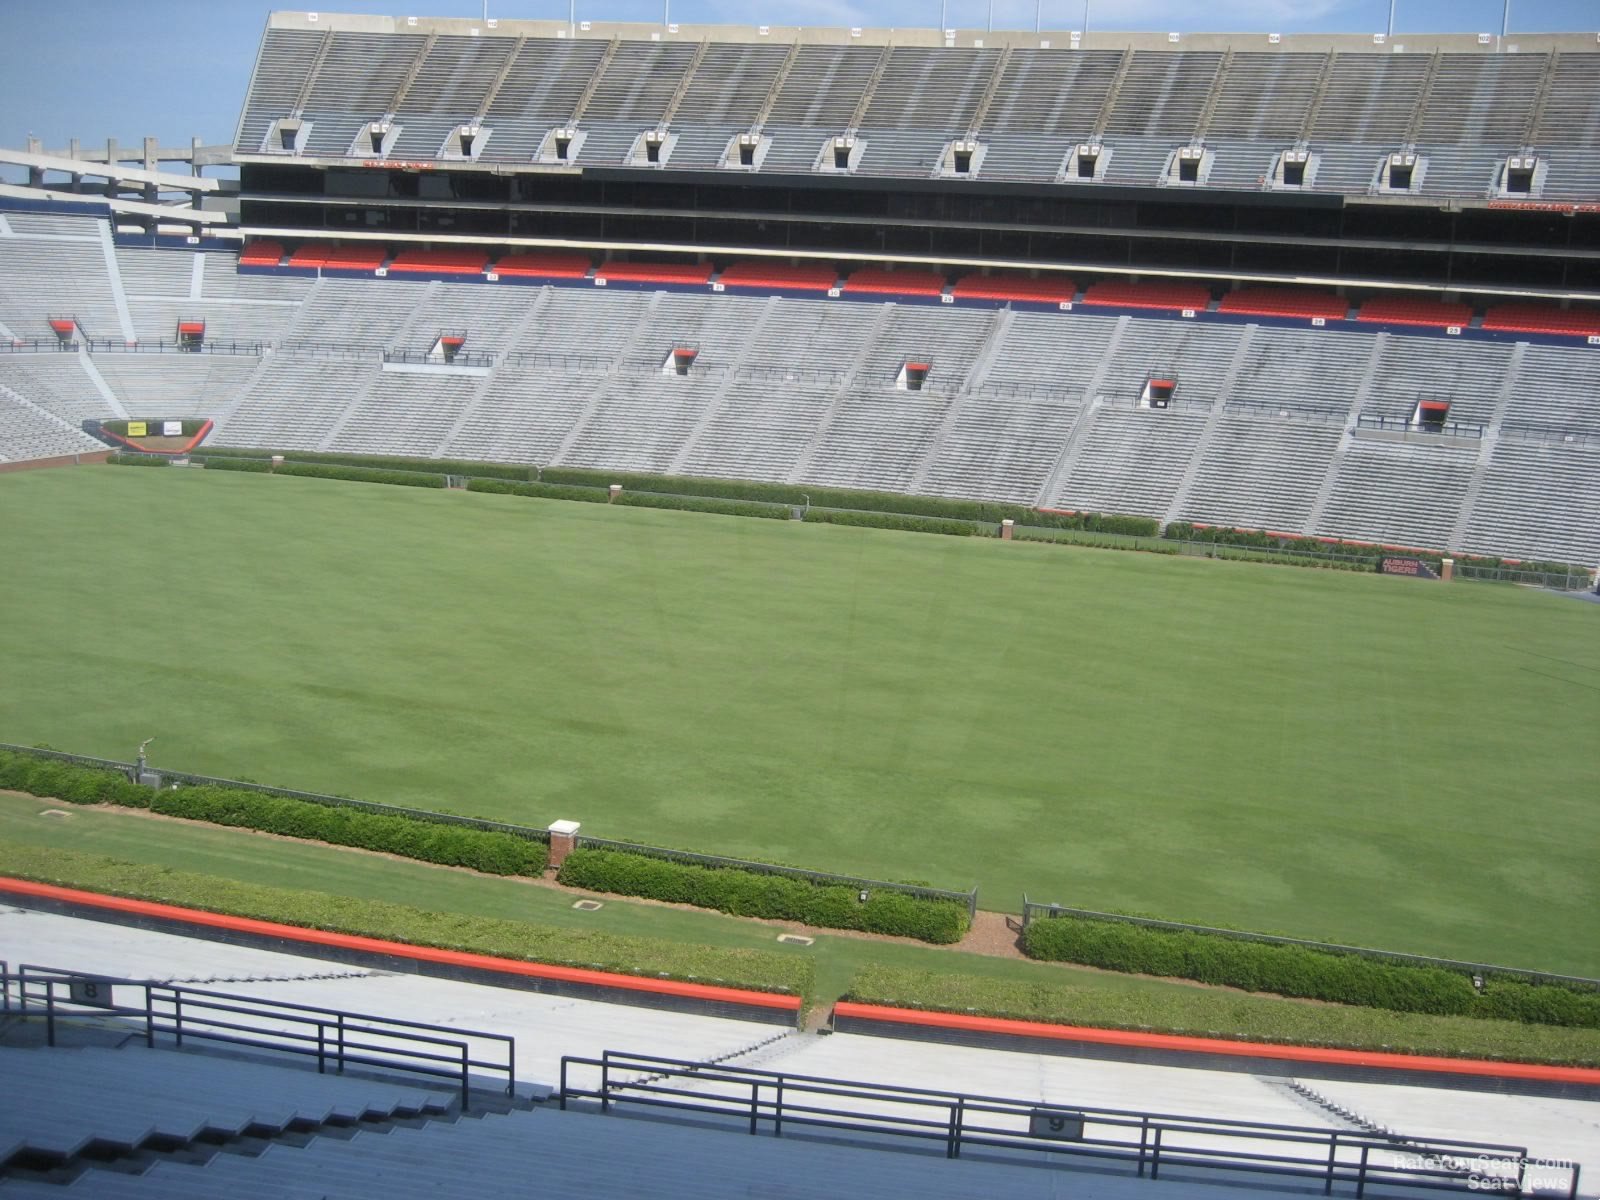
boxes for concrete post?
[1440,557,1454,581]
[1000,518,1015,541]
[608,484,622,503]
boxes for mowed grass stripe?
[1,466,1596,973]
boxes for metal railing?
[1355,413,1484,439]
[1455,563,1595,590]
[575,833,978,918]
[1498,422,1599,449]
[1019,898,1600,990]
[381,347,498,369]
[83,339,266,356]
[559,1050,1577,1198]
[10,966,514,1110]
[0,338,78,353]
[1225,398,1349,424]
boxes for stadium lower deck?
[1,906,1596,1198]
[2,208,1598,567]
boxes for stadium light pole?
[1386,0,1395,38]
[1035,0,1041,32]
[987,0,993,31]
[1082,0,1090,35]
[1501,0,1510,39]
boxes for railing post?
[145,985,155,1048]
[173,990,183,1048]
[600,1057,610,1115]
[948,1097,964,1159]
[460,1044,470,1113]
[46,986,55,1047]
[507,1039,516,1098]
[559,1059,569,1111]
[317,1021,326,1074]
[337,1013,346,1074]
[1356,1144,1370,1199]
[1325,1130,1338,1195]
[1137,1116,1149,1176]
[1151,1126,1162,1180]
[749,1081,760,1135]
[774,1078,784,1138]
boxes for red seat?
[842,268,947,297]
[1081,280,1212,312]
[239,239,285,267]
[1482,304,1600,337]
[596,261,715,285]
[718,261,839,291]
[388,248,490,275]
[312,244,387,271]
[952,273,1076,304]
[1218,288,1347,320]
[1356,297,1474,328]
[492,252,592,279]
[286,244,330,268]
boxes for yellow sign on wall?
[127,421,147,438]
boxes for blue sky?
[0,0,1591,151]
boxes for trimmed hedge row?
[275,462,447,488]
[0,751,544,878]
[1022,916,1600,1027]
[803,509,978,537]
[107,453,170,467]
[176,450,1156,535]
[468,477,790,520]
[0,843,811,998]
[1164,522,1582,575]
[149,786,546,876]
[195,455,271,472]
[558,848,969,944]
[842,965,1600,1066]
[540,467,1158,534]
[193,447,533,481]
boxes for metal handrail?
[559,1050,1576,1198]
[11,968,515,1111]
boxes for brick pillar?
[607,484,622,504]
[1000,519,1015,541]
[1440,557,1454,582]
[547,819,581,869]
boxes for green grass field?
[2,466,1596,973]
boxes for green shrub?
[147,786,546,875]
[0,843,810,998]
[0,750,543,876]
[196,448,532,481]
[197,455,272,472]
[614,492,791,520]
[467,478,610,503]
[803,509,978,537]
[0,750,152,807]
[842,965,1600,1066]
[107,453,170,467]
[274,463,447,489]
[1021,916,1600,1026]
[559,849,969,943]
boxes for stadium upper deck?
[236,12,1600,205]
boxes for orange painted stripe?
[0,876,800,1012]
[832,1002,1600,1085]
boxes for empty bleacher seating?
[952,274,1076,304]
[596,261,715,286]
[492,251,592,279]
[1481,304,1600,338]
[238,239,285,267]
[1219,288,1348,321]
[717,262,838,292]
[1356,297,1474,329]
[841,268,946,298]
[318,245,389,272]
[1081,280,1212,312]
[387,248,491,276]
